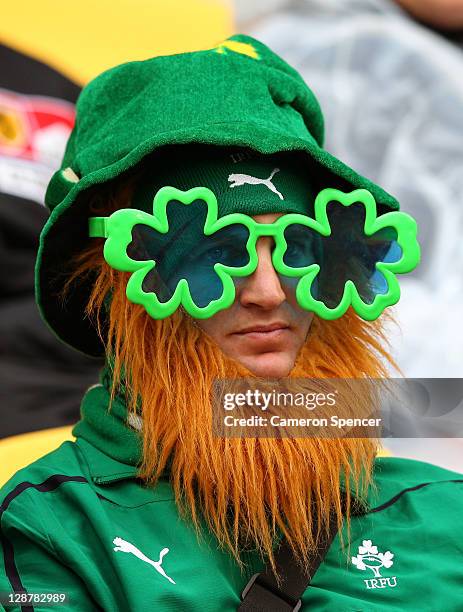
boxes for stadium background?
[1,0,461,482]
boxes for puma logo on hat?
[228,168,284,200]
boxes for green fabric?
[132,147,315,217]
[1,384,462,610]
[36,34,401,357]
[72,370,141,467]
[72,369,173,480]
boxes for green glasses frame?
[89,186,420,321]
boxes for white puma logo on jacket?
[228,168,284,200]
[113,537,176,584]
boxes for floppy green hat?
[37,34,400,357]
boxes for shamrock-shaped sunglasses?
[89,186,420,321]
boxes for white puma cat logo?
[113,537,176,584]
[228,168,284,200]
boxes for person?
[0,34,461,611]
[395,0,463,29]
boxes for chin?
[242,353,295,379]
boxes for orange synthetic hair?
[64,179,397,579]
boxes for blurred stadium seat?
[1,0,233,84]
[0,426,75,487]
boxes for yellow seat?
[0,426,75,487]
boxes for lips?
[234,322,290,335]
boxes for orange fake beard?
[107,289,391,577]
[72,242,393,578]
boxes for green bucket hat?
[37,34,399,357]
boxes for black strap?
[237,511,340,611]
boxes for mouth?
[232,322,290,339]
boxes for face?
[194,213,314,377]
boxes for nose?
[237,237,286,310]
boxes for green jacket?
[1,380,462,611]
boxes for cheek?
[284,290,314,342]
[301,313,314,337]
[293,312,314,345]
[193,317,215,338]
[281,281,310,318]
[192,310,230,342]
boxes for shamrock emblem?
[352,539,394,578]
[272,188,420,320]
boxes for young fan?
[1,35,461,611]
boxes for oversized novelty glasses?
[89,186,420,320]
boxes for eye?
[203,246,227,262]
[285,241,306,257]
[283,236,316,267]
[196,241,249,267]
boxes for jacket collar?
[72,367,144,482]
[73,368,174,485]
